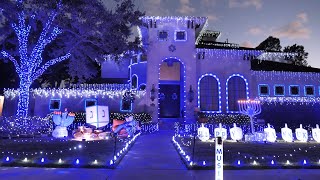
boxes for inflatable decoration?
[281,123,293,142]
[73,126,107,141]
[52,109,75,138]
[113,116,140,137]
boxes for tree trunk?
[17,78,31,117]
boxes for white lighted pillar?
[215,136,223,180]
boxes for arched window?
[198,75,221,112]
[131,75,138,89]
[226,75,248,112]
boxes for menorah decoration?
[52,109,75,138]
[295,124,308,142]
[214,123,227,141]
[197,123,210,142]
[230,123,243,141]
[238,100,261,134]
[312,124,320,142]
[281,123,293,142]
[264,123,277,142]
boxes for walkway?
[2,130,320,179]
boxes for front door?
[159,84,180,118]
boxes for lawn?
[173,135,320,170]
[0,133,140,169]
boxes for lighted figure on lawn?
[295,124,308,142]
[197,123,210,141]
[112,116,140,137]
[230,123,243,141]
[52,108,75,138]
[214,123,227,141]
[238,100,261,134]
[73,126,107,141]
[281,123,293,142]
[312,124,320,142]
[264,123,277,142]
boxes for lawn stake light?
[281,123,293,142]
[230,123,243,141]
[238,100,261,134]
[295,124,308,142]
[312,124,320,142]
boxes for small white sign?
[312,124,320,142]
[198,123,210,141]
[264,123,277,142]
[215,137,223,180]
[281,123,293,142]
[295,124,308,142]
[230,123,243,141]
[214,123,227,141]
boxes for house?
[3,16,320,127]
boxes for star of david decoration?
[172,93,178,100]
[168,44,176,52]
[159,93,165,100]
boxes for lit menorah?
[238,100,261,134]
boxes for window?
[131,75,138,89]
[274,85,285,96]
[304,85,315,96]
[258,84,269,96]
[120,99,132,112]
[85,99,97,109]
[199,75,220,112]
[158,30,168,41]
[49,99,61,111]
[138,84,146,90]
[289,85,299,96]
[175,30,187,41]
[227,76,247,112]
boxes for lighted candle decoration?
[230,123,243,141]
[214,123,227,141]
[197,123,210,141]
[238,100,261,134]
[264,123,277,143]
[281,123,293,142]
[312,124,320,142]
[295,124,308,142]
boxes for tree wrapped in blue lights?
[1,1,70,117]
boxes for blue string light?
[1,6,71,117]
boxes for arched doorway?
[158,58,185,118]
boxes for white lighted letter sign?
[312,124,320,143]
[214,123,227,141]
[281,123,293,142]
[230,123,243,141]
[215,137,223,180]
[197,123,210,141]
[295,124,308,142]
[264,123,277,142]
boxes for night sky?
[126,0,320,68]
